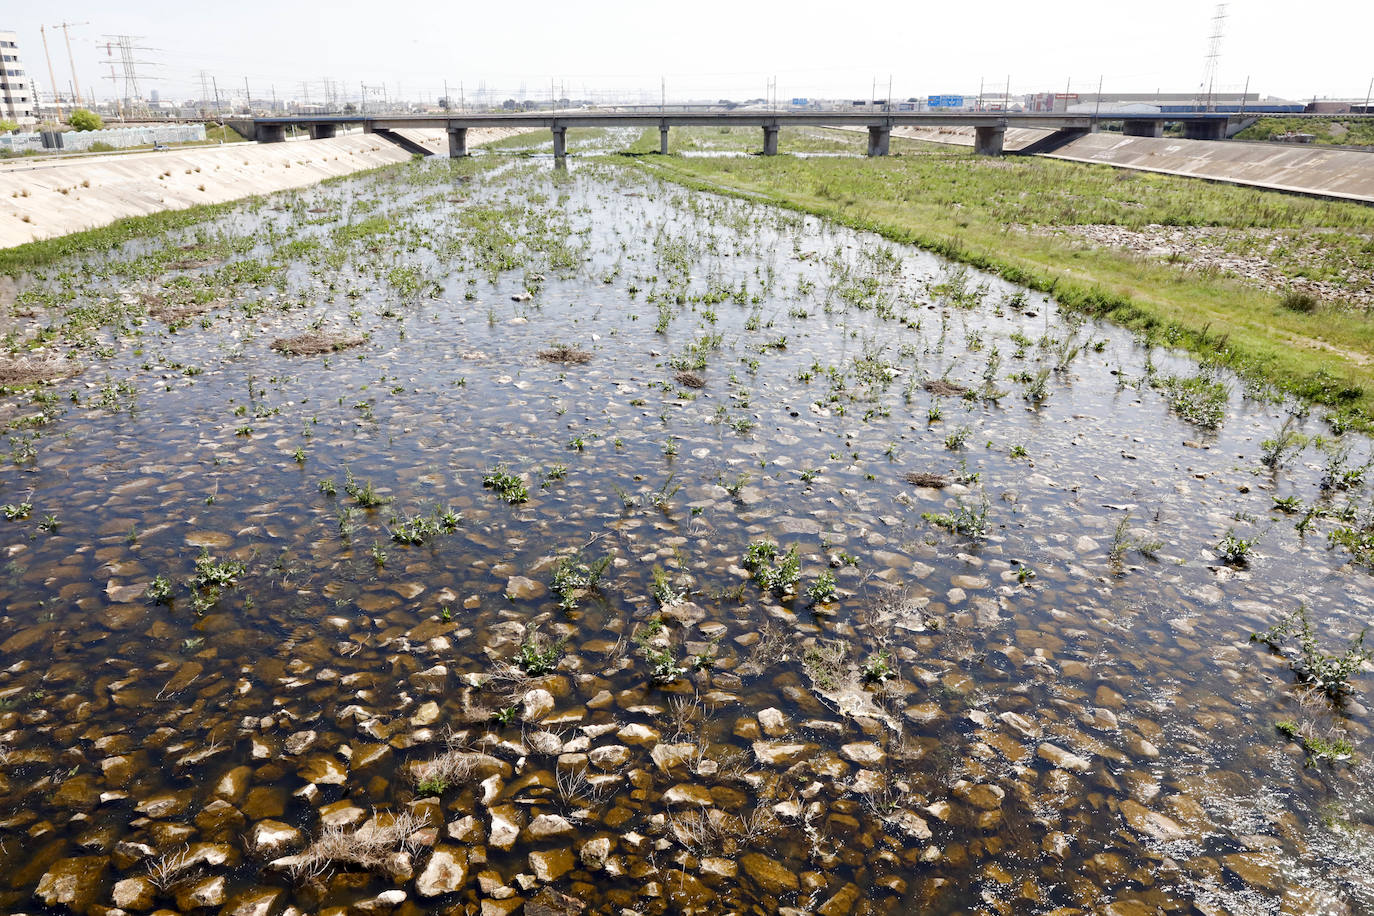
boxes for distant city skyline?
[7,0,1373,109]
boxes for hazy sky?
[9,0,1372,105]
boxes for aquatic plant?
[550,551,613,610]
[1217,529,1257,566]
[515,631,565,675]
[482,465,528,504]
[1252,605,1372,699]
[807,570,838,604]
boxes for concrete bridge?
[238,110,1258,159]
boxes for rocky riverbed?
[0,153,1371,915]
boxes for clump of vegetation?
[271,331,365,356]
[343,468,387,507]
[806,570,837,605]
[550,551,613,610]
[288,810,427,879]
[649,566,685,606]
[146,574,174,605]
[922,495,990,540]
[1260,415,1309,470]
[515,630,565,675]
[1276,718,1355,765]
[537,344,592,364]
[410,749,479,795]
[1160,374,1228,429]
[388,507,460,544]
[2,502,31,520]
[1252,605,1372,699]
[1216,529,1257,566]
[743,540,800,595]
[1280,289,1321,313]
[861,650,895,684]
[482,465,528,503]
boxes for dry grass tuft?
[674,370,705,388]
[289,809,427,879]
[271,331,366,356]
[923,379,969,397]
[903,471,949,488]
[409,749,479,794]
[537,345,592,364]
[0,356,70,386]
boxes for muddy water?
[0,154,1371,916]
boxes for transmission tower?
[1199,3,1227,112]
[101,35,157,117]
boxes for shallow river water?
[0,153,1371,916]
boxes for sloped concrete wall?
[0,127,529,250]
[1043,134,1374,203]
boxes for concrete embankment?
[890,126,1374,203]
[0,128,526,249]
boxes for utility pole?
[443,79,450,111]
[243,77,251,116]
[212,76,222,119]
[977,76,983,112]
[1239,75,1249,116]
[1093,75,1103,125]
[40,25,64,120]
[1004,74,1010,112]
[1364,77,1372,115]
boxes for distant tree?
[342,102,357,114]
[0,118,18,134]
[68,109,103,131]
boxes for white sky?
[9,0,1372,105]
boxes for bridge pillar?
[1183,120,1227,141]
[659,124,670,155]
[973,125,1005,156]
[307,123,337,140]
[447,127,468,158]
[867,126,891,156]
[762,125,779,156]
[551,125,567,159]
[257,123,286,144]
[1122,119,1163,138]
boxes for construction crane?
[52,20,90,107]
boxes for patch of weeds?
[1159,373,1228,429]
[1276,719,1354,765]
[1216,529,1257,566]
[482,465,528,504]
[2,502,31,520]
[515,630,566,675]
[743,540,800,595]
[650,566,686,606]
[1252,605,1372,699]
[388,508,460,545]
[1260,416,1308,470]
[343,468,387,507]
[861,650,895,684]
[922,495,990,540]
[146,574,173,605]
[807,570,837,605]
[550,551,613,610]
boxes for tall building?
[0,30,35,127]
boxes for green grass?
[626,136,1374,424]
[1236,117,1374,147]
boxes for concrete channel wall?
[891,126,1374,203]
[0,128,527,250]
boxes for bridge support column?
[659,124,669,154]
[1183,120,1226,141]
[447,127,468,158]
[551,125,567,159]
[973,125,1005,156]
[257,123,286,144]
[307,123,336,140]
[762,125,779,156]
[867,126,890,156]
[1122,119,1163,138]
